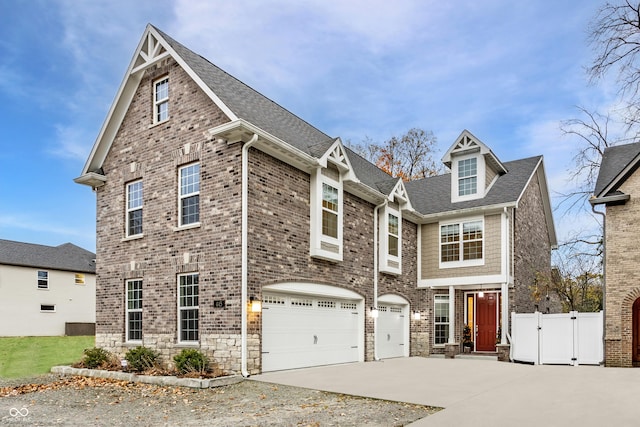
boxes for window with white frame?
[37,270,48,289]
[440,219,483,266]
[379,205,402,274]
[154,77,169,123]
[126,279,143,342]
[126,180,143,237]
[388,213,399,257]
[178,273,199,342]
[434,295,449,345]
[310,168,343,261]
[179,163,200,227]
[322,183,339,238]
[458,157,477,196]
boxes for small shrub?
[78,347,111,369]
[124,346,160,372]
[173,349,209,375]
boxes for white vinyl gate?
[511,311,603,365]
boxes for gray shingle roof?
[344,147,397,195]
[0,240,96,274]
[594,142,640,197]
[405,156,542,215]
[153,26,334,156]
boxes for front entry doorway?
[633,298,640,365]
[466,291,500,352]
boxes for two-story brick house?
[75,25,556,374]
[591,142,640,367]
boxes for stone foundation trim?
[51,366,243,389]
[496,344,511,362]
[444,343,460,359]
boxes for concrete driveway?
[254,357,640,426]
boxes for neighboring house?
[74,25,556,374]
[0,239,96,336]
[591,142,640,367]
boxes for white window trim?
[451,153,486,203]
[40,304,56,313]
[379,205,402,275]
[126,180,143,238]
[178,163,201,228]
[439,217,485,269]
[310,168,343,262]
[153,76,169,124]
[433,295,450,347]
[177,273,200,344]
[37,270,49,290]
[126,279,143,343]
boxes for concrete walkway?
[253,357,640,426]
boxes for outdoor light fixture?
[478,291,485,298]
[413,311,421,320]
[370,307,379,318]
[249,296,262,313]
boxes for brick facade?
[603,170,640,366]
[94,57,428,373]
[513,171,560,314]
[82,28,555,373]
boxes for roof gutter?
[589,193,630,206]
[240,133,259,377]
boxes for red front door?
[476,292,497,352]
[633,298,640,364]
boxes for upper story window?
[388,213,399,257]
[440,218,484,268]
[37,270,48,289]
[379,204,402,275]
[178,273,199,342]
[322,183,339,238]
[126,180,143,237]
[154,77,169,123]
[458,157,477,196]
[310,167,343,262]
[126,279,143,342]
[74,274,85,285]
[179,163,200,227]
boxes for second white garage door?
[262,290,363,372]
[376,295,409,359]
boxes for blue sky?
[0,0,613,252]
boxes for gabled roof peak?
[442,130,507,174]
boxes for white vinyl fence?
[511,311,603,365]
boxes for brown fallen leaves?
[0,376,190,398]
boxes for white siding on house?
[0,265,96,336]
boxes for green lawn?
[0,336,94,379]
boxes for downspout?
[373,201,386,361]
[503,207,514,361]
[591,202,606,365]
[241,133,259,378]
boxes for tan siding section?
[485,164,497,191]
[420,214,502,280]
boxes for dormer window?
[451,153,485,202]
[310,166,343,262]
[379,203,402,275]
[458,157,477,196]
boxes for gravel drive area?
[0,374,439,426]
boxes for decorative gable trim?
[442,130,507,174]
[76,24,238,185]
[319,138,356,182]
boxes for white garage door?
[377,303,408,359]
[262,292,362,372]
